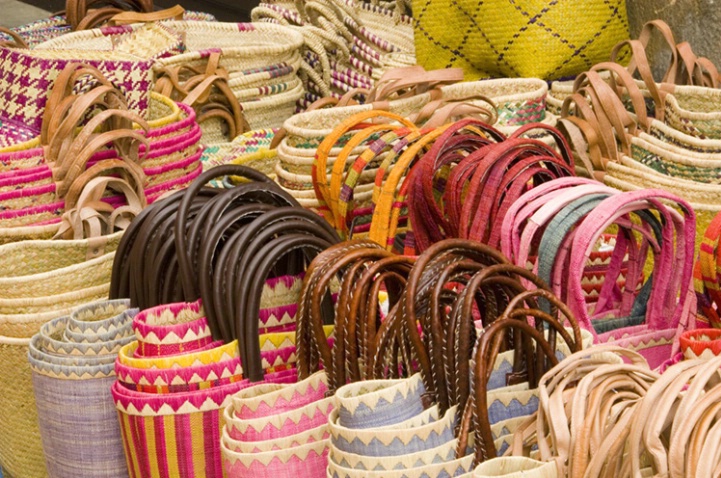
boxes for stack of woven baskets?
[29,300,137,478]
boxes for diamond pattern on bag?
[412,0,629,80]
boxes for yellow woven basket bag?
[413,0,629,80]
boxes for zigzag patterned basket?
[326,454,475,478]
[222,436,330,478]
[29,300,137,478]
[221,371,334,477]
[328,405,457,457]
[224,396,334,442]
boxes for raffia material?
[29,301,136,477]
[0,11,217,49]
[35,23,185,61]
[154,22,305,129]
[413,0,629,80]
[221,372,333,478]
[0,336,46,478]
[0,48,153,133]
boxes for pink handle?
[517,184,617,292]
[567,190,695,336]
[500,177,596,260]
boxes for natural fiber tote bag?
[539,187,695,369]
[152,21,305,130]
[0,335,46,477]
[29,300,137,478]
[0,2,216,48]
[327,374,476,478]
[201,128,278,179]
[0,46,155,138]
[412,0,629,80]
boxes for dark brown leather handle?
[174,165,280,300]
[297,239,386,379]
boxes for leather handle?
[41,63,124,146]
[174,165,279,300]
[53,123,149,198]
[0,27,29,48]
[55,172,147,240]
[108,4,184,24]
[66,0,154,29]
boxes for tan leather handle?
[51,108,148,179]
[45,86,132,162]
[0,27,28,48]
[75,7,124,30]
[626,19,679,83]
[41,63,122,145]
[55,172,147,240]
[154,53,247,139]
[62,158,146,209]
[368,66,464,102]
[422,100,498,129]
[54,127,149,197]
[66,0,154,29]
[108,4,184,24]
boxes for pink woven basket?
[0,159,202,228]
[231,371,329,419]
[133,300,214,358]
[220,372,333,478]
[224,396,334,442]
[113,299,310,478]
[222,438,330,478]
[112,379,250,478]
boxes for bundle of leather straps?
[109,165,340,381]
[296,237,587,467]
[552,20,721,246]
[154,52,249,144]
[497,346,721,478]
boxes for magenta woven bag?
[132,300,214,357]
[0,48,153,138]
[0,95,203,229]
[112,301,247,478]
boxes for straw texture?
[29,300,136,478]
[413,0,629,80]
[0,336,46,478]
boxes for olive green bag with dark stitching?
[412,0,629,80]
